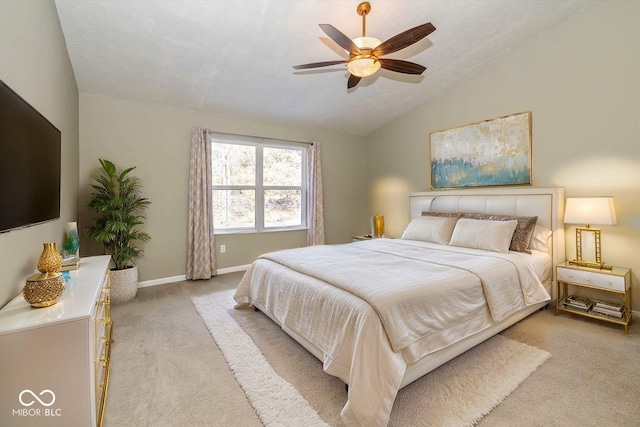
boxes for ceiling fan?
[293,2,436,89]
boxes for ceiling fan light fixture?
[352,36,381,50]
[347,55,381,77]
[347,36,382,77]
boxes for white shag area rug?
[192,291,550,427]
[191,293,329,427]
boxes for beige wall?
[79,94,366,282]
[2,0,633,311]
[0,1,79,308]
[365,1,640,307]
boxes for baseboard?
[137,264,252,288]
[138,275,187,288]
[216,264,252,275]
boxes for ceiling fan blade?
[293,60,347,70]
[373,23,436,57]
[347,74,362,89]
[319,24,360,54]
[379,59,426,75]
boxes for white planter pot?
[110,266,138,304]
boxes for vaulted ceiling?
[54,0,594,136]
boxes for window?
[212,137,307,233]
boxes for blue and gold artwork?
[430,112,532,189]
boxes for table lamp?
[563,197,616,270]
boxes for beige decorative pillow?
[461,213,538,254]
[449,218,518,254]
[529,225,552,252]
[401,216,459,245]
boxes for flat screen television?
[0,80,61,233]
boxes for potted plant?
[87,159,151,304]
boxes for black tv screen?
[0,80,61,233]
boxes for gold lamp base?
[568,259,613,271]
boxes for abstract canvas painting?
[430,112,532,189]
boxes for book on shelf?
[590,307,625,319]
[591,303,625,319]
[565,295,592,308]
[593,300,624,311]
[563,295,593,312]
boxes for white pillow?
[401,216,458,245]
[529,225,552,252]
[449,218,518,253]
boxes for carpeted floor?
[104,272,640,427]
[193,290,550,426]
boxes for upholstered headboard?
[409,187,565,292]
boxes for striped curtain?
[307,141,325,246]
[186,127,217,279]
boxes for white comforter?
[234,239,550,426]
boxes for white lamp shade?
[564,197,617,226]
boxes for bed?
[234,187,565,426]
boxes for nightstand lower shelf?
[556,261,632,333]
[556,305,631,331]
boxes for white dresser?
[0,256,112,427]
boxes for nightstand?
[352,235,372,242]
[556,261,632,333]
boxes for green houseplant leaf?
[87,159,151,270]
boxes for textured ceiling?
[54,0,594,136]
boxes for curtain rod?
[210,130,313,145]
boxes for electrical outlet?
[220,244,226,253]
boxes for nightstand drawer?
[557,267,626,291]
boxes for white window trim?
[212,138,308,235]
